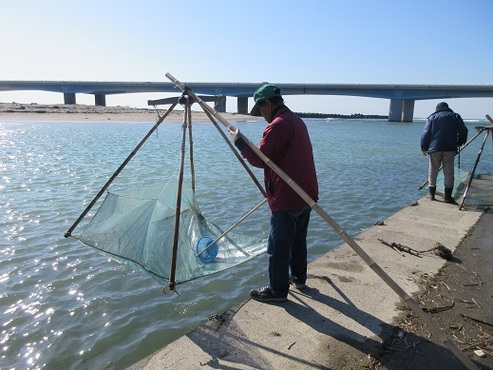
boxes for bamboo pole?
[187,99,196,192]
[201,107,267,198]
[196,198,268,257]
[64,103,178,238]
[168,99,190,292]
[459,128,490,210]
[165,73,478,369]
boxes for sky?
[1,0,492,119]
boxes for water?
[2,117,493,369]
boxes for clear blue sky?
[1,0,492,118]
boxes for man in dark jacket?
[231,84,318,303]
[421,102,468,203]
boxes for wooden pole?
[459,129,490,210]
[201,107,267,198]
[187,100,196,192]
[65,103,178,238]
[168,98,190,292]
[196,198,268,257]
[165,73,479,369]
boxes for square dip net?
[66,98,267,291]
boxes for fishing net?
[77,177,267,285]
[436,166,493,209]
[70,109,268,287]
[435,166,470,199]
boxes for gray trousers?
[428,151,455,189]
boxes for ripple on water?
[2,119,493,369]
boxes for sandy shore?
[0,102,260,123]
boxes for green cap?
[250,84,282,116]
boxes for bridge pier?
[95,94,106,106]
[402,99,414,122]
[64,93,76,105]
[237,97,248,114]
[388,98,415,122]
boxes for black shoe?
[250,286,287,303]
[428,186,436,201]
[289,278,307,290]
[444,188,458,204]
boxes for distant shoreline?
[0,102,388,122]
[296,112,388,119]
[0,102,259,123]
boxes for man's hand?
[229,127,241,142]
[229,127,247,150]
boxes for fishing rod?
[165,73,478,370]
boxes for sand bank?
[0,103,260,123]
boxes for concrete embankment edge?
[128,196,482,369]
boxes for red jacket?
[240,105,319,212]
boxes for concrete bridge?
[1,80,492,122]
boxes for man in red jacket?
[231,84,318,303]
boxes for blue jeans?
[268,207,312,297]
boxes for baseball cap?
[250,84,282,116]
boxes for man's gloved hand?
[229,127,247,150]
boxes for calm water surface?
[1,117,492,369]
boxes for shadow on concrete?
[284,275,486,370]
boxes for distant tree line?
[296,112,388,119]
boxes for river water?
[1,116,492,369]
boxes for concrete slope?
[128,197,482,369]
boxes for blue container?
[196,236,219,263]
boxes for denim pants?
[268,207,312,297]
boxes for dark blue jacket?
[420,108,468,153]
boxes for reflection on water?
[1,118,492,369]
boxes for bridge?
[1,80,492,122]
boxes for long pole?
[64,103,177,238]
[187,100,196,192]
[458,129,490,210]
[168,98,190,291]
[201,108,267,198]
[165,73,478,369]
[196,198,268,257]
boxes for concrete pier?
[238,96,249,115]
[63,92,76,105]
[95,94,106,106]
[389,98,415,122]
[127,196,486,369]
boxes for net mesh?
[74,118,267,286]
[436,166,493,209]
[78,180,266,285]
